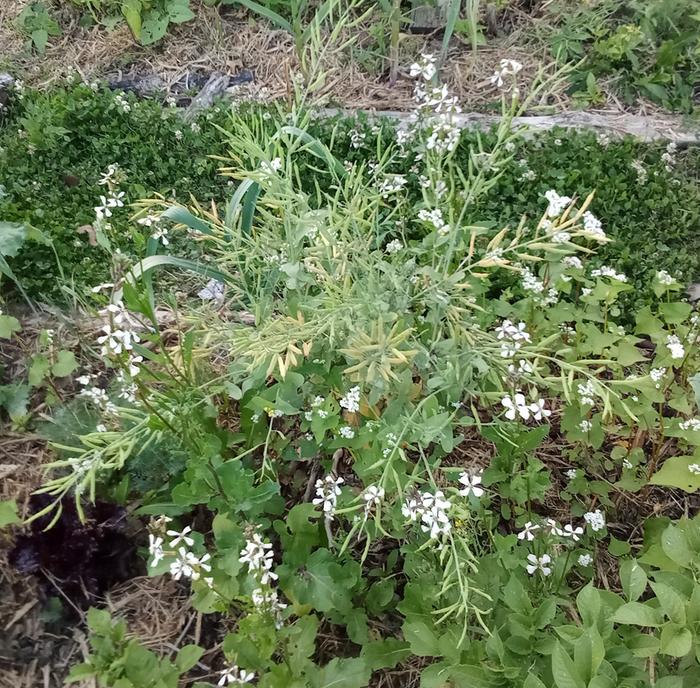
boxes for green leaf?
[86,607,113,635]
[28,354,50,387]
[552,642,585,688]
[274,126,347,179]
[31,28,48,52]
[360,639,410,671]
[140,14,169,44]
[402,619,441,657]
[176,644,203,672]
[121,0,143,40]
[168,0,195,23]
[65,663,96,682]
[52,350,78,378]
[619,559,647,602]
[345,608,368,645]
[0,314,21,339]
[649,582,686,624]
[612,602,662,627]
[659,302,692,324]
[576,583,601,628]
[659,623,692,657]
[661,524,692,567]
[650,457,700,493]
[573,626,605,683]
[0,222,29,257]
[0,500,20,527]
[523,676,547,688]
[310,657,371,688]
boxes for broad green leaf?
[168,0,195,23]
[345,608,368,644]
[161,206,215,235]
[403,619,441,657]
[552,642,585,688]
[52,350,78,378]
[0,314,21,339]
[661,524,692,567]
[121,0,143,40]
[659,623,692,657]
[650,457,700,493]
[310,657,371,688]
[576,583,601,627]
[360,639,410,671]
[31,28,48,52]
[573,626,605,683]
[650,582,686,624]
[612,602,662,627]
[659,302,692,324]
[619,559,647,602]
[28,354,50,387]
[176,644,203,672]
[0,499,20,527]
[0,222,28,257]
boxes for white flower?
[350,128,366,149]
[167,525,195,547]
[583,509,606,532]
[385,239,403,254]
[96,324,140,355]
[565,469,578,480]
[501,393,530,421]
[591,265,627,282]
[98,163,119,185]
[631,159,647,184]
[419,490,452,539]
[688,464,700,475]
[578,381,595,406]
[260,158,283,176]
[507,359,534,377]
[489,59,523,88]
[90,282,115,293]
[517,521,540,541]
[418,207,448,235]
[656,270,675,285]
[378,175,408,198]
[339,425,355,439]
[552,231,571,244]
[239,533,277,584]
[521,267,545,294]
[525,553,552,576]
[148,534,164,566]
[560,524,584,541]
[458,471,484,498]
[95,423,107,432]
[100,300,129,325]
[650,367,666,386]
[152,227,169,245]
[401,497,421,521]
[339,386,361,413]
[578,420,592,432]
[500,341,520,358]
[94,196,113,220]
[137,213,160,227]
[679,418,700,431]
[312,475,344,520]
[529,398,551,422]
[543,518,563,536]
[563,256,583,270]
[666,334,685,360]
[174,130,183,141]
[106,191,125,208]
[582,211,606,240]
[218,665,255,686]
[409,53,437,81]
[363,485,385,509]
[578,553,593,567]
[544,190,572,218]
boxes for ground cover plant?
[3,52,700,687]
[2,78,700,312]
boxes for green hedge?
[1,82,699,309]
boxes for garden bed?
[2,3,700,688]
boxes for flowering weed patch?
[3,57,697,687]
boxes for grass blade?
[225,0,293,33]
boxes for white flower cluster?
[577,380,596,406]
[631,159,647,184]
[501,392,551,422]
[679,418,700,431]
[260,157,283,177]
[98,163,120,186]
[312,474,344,520]
[544,190,572,218]
[410,53,462,155]
[489,59,523,90]
[656,270,676,286]
[583,509,606,532]
[579,420,592,432]
[495,320,530,359]
[239,532,278,585]
[114,93,131,113]
[666,334,685,360]
[418,207,449,235]
[339,386,360,413]
[689,463,700,475]
[339,425,355,439]
[582,211,606,241]
[385,238,403,254]
[591,265,628,282]
[661,142,677,172]
[148,519,214,587]
[650,367,666,388]
[402,490,452,540]
[562,256,583,270]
